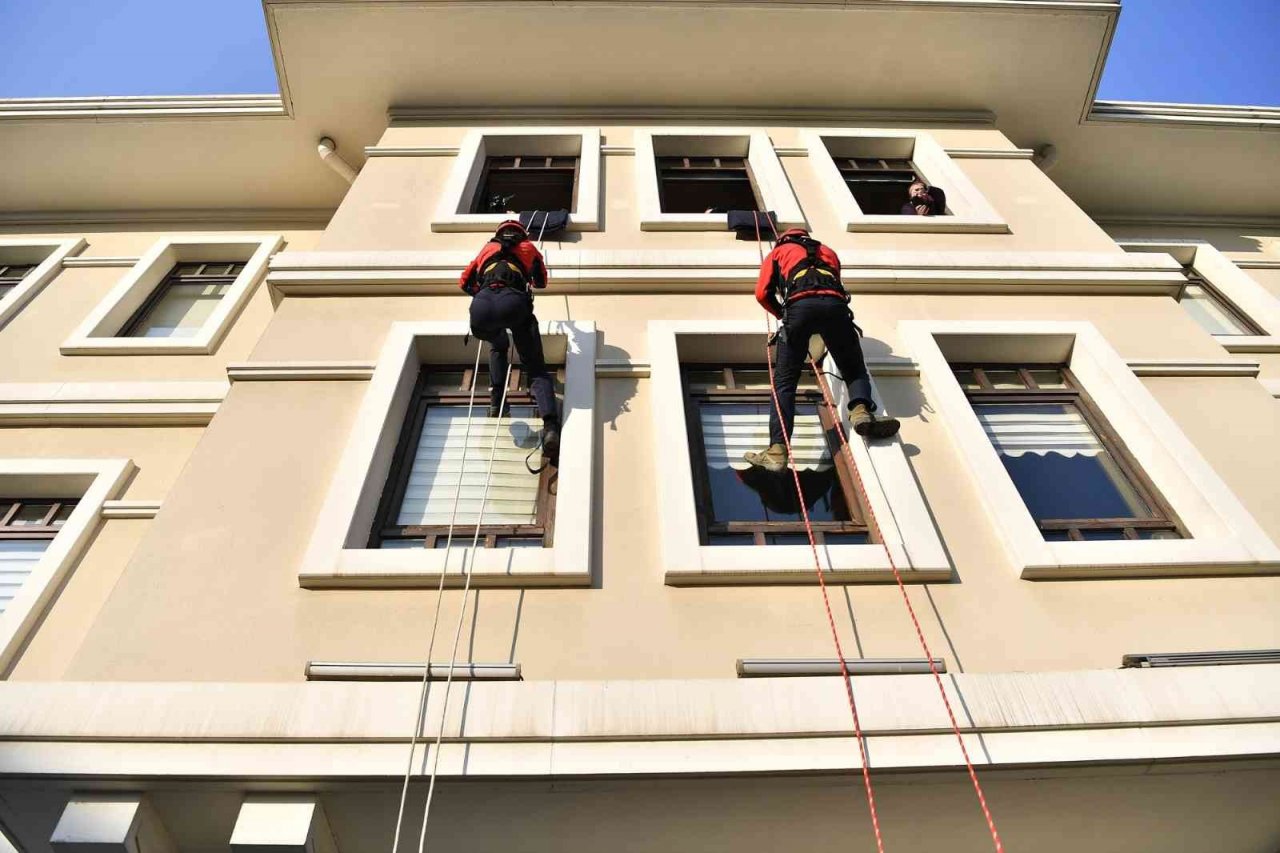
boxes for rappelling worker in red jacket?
[459,220,559,461]
[745,227,900,472]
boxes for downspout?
[317,136,357,184]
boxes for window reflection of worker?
[744,228,900,473]
[459,220,560,461]
[900,179,946,216]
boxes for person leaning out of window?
[900,179,947,216]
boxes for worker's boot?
[487,389,508,419]
[541,414,561,464]
[744,444,788,472]
[850,402,900,440]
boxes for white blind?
[396,407,543,527]
[0,539,50,615]
[700,404,832,471]
[132,281,230,339]
[976,403,1103,458]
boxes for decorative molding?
[600,145,636,155]
[0,209,332,226]
[1125,359,1260,378]
[0,238,87,331]
[101,500,162,520]
[0,94,286,120]
[268,249,1186,297]
[594,359,650,378]
[773,147,807,157]
[1262,379,1280,399]
[1097,213,1280,230]
[388,105,997,125]
[944,147,1036,159]
[228,362,378,381]
[1088,100,1280,130]
[362,145,460,157]
[1233,259,1280,270]
[1218,336,1280,354]
[0,381,228,425]
[61,256,141,268]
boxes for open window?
[369,367,557,550]
[432,128,601,231]
[953,364,1183,542]
[470,155,578,215]
[804,130,1007,233]
[61,235,280,355]
[683,366,870,546]
[657,156,762,214]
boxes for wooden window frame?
[470,155,581,215]
[1178,266,1265,336]
[955,363,1185,541]
[116,261,245,339]
[368,366,558,550]
[681,365,872,547]
[0,498,78,541]
[656,156,764,213]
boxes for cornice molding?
[387,105,997,125]
[0,381,227,426]
[1233,259,1280,270]
[1088,100,1280,130]
[101,500,162,520]
[1125,359,1260,378]
[0,94,287,121]
[227,362,378,381]
[0,209,333,226]
[62,257,141,268]
[360,143,1037,160]
[1096,213,1280,230]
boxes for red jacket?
[459,238,548,294]
[754,233,844,318]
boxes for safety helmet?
[494,219,529,240]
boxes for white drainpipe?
[317,136,357,184]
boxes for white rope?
[415,354,516,853]
[390,342,485,853]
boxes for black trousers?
[769,295,874,447]
[468,287,556,421]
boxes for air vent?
[1121,650,1280,668]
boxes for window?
[683,366,870,546]
[0,499,78,615]
[61,235,281,355]
[955,364,1184,542]
[803,130,1007,233]
[833,157,921,216]
[432,128,601,231]
[1177,266,1262,337]
[118,262,246,339]
[0,264,36,300]
[471,155,579,214]
[657,156,762,214]
[369,367,557,550]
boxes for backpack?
[478,232,531,292]
[777,234,846,302]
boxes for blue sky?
[0,0,1276,105]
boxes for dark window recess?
[472,156,578,214]
[657,156,762,214]
[1177,266,1262,336]
[118,262,245,339]
[682,366,871,547]
[0,263,36,298]
[369,367,561,550]
[835,157,919,216]
[954,364,1184,542]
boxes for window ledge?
[1216,335,1280,353]
[1024,540,1280,580]
[845,216,1010,234]
[300,548,590,589]
[665,545,952,586]
[60,338,219,356]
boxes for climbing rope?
[751,212,885,852]
[414,356,517,853]
[391,341,485,853]
[751,212,1003,852]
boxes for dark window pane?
[699,402,847,524]
[821,533,871,545]
[1139,529,1181,540]
[10,504,54,526]
[982,370,1024,389]
[474,160,576,213]
[495,537,543,548]
[658,168,758,213]
[1028,369,1067,389]
[953,369,981,390]
[765,533,813,546]
[1080,530,1130,541]
[380,538,425,550]
[844,175,915,215]
[52,503,76,526]
[708,534,755,546]
[685,370,727,391]
[1042,530,1073,542]
[975,402,1154,523]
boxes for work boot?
[487,399,509,419]
[541,415,561,465]
[743,444,788,472]
[850,402,900,440]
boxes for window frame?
[634,129,805,232]
[956,363,1185,541]
[469,154,581,215]
[648,321,951,585]
[0,458,133,673]
[116,261,246,340]
[1176,267,1264,337]
[803,129,1008,233]
[431,128,601,232]
[655,156,763,215]
[300,320,596,589]
[0,238,87,332]
[61,235,281,355]
[902,320,1280,579]
[682,365,871,546]
[1121,242,1280,353]
[368,366,558,550]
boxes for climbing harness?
[750,212,1004,852]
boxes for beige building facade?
[0,1,1278,850]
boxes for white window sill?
[1025,539,1279,580]
[1216,335,1280,353]
[664,543,951,586]
[299,546,589,588]
[844,216,1010,234]
[60,337,219,356]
